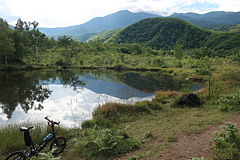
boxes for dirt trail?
[155,114,240,160]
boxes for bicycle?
[5,116,67,160]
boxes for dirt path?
[155,114,240,160]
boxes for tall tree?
[0,18,15,64]
[174,40,184,59]
[58,36,74,64]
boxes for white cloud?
[0,0,239,27]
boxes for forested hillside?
[96,17,212,49]
[92,17,240,57]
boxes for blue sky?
[182,2,219,11]
[0,0,239,28]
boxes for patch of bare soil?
[155,114,240,160]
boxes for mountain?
[39,10,240,41]
[39,10,161,39]
[99,17,212,50]
[170,11,240,29]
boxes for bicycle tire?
[5,151,26,160]
[49,136,66,155]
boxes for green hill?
[101,17,212,50]
[204,31,240,57]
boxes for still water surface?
[0,69,199,128]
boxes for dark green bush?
[113,63,128,70]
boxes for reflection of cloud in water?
[0,85,154,128]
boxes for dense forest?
[1,16,240,68]
[0,18,55,65]
[92,17,240,56]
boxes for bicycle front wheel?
[5,151,26,160]
[50,136,66,155]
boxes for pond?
[0,69,202,128]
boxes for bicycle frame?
[5,117,66,160]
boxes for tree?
[15,18,24,31]
[0,18,15,64]
[58,36,74,64]
[174,40,184,59]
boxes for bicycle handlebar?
[44,116,60,126]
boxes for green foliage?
[31,150,62,160]
[103,17,211,50]
[0,18,54,65]
[167,136,177,142]
[174,40,184,59]
[216,90,240,105]
[211,122,240,160]
[113,63,129,70]
[204,32,240,57]
[135,100,162,110]
[76,128,139,160]
[93,103,151,122]
[0,18,15,64]
[81,117,113,129]
[151,57,165,67]
[190,58,213,75]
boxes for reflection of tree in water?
[0,71,52,118]
[0,70,87,119]
[57,71,86,91]
[85,70,184,93]
[117,72,184,92]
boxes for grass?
[0,122,74,158]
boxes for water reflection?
[0,72,52,119]
[0,70,191,127]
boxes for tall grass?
[0,122,70,156]
[0,122,47,155]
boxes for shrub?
[216,90,240,106]
[93,103,150,118]
[81,117,113,129]
[76,128,139,159]
[113,63,128,70]
[221,69,240,86]
[211,122,240,160]
[154,91,179,104]
[31,150,61,160]
[151,57,164,67]
[135,101,162,110]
